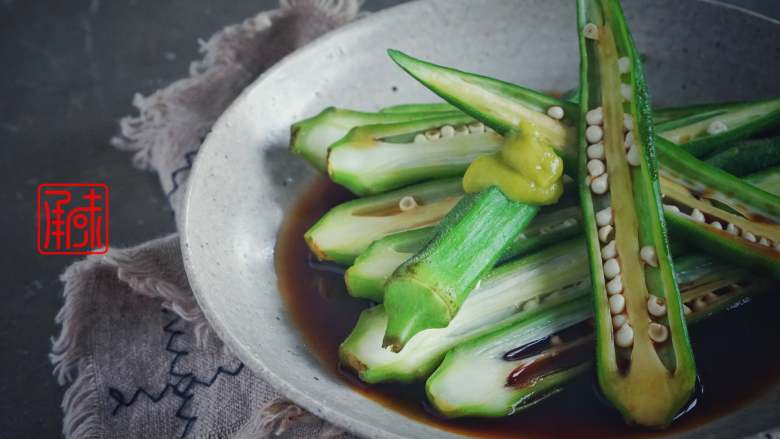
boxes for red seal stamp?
[37,183,109,255]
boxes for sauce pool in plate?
[276,176,780,438]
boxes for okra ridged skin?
[577,0,695,427]
[382,187,539,352]
[304,178,463,265]
[424,255,766,419]
[339,239,589,383]
[380,102,457,114]
[290,106,460,171]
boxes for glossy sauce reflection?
[276,177,780,438]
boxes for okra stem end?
[382,276,452,352]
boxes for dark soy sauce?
[276,176,780,438]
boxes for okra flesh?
[578,0,695,427]
[425,256,766,419]
[304,178,463,264]
[327,113,501,195]
[339,240,590,383]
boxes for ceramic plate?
[181,1,780,437]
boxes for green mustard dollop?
[463,120,564,204]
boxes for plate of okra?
[182,0,780,437]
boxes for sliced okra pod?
[425,254,768,418]
[290,107,459,170]
[304,178,463,264]
[340,239,590,383]
[576,0,695,427]
[744,165,780,197]
[328,112,500,195]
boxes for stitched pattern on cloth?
[108,309,245,438]
[166,149,199,200]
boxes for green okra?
[425,254,767,419]
[304,178,463,265]
[704,136,780,176]
[339,239,589,383]
[345,202,581,301]
[384,49,780,281]
[577,0,695,427]
[327,112,499,195]
[290,106,459,170]
[381,187,540,352]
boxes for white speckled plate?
[181,1,780,437]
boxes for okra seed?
[683,304,692,316]
[440,125,455,138]
[467,121,485,133]
[584,23,599,40]
[640,245,658,267]
[586,107,603,125]
[591,173,609,195]
[587,143,605,159]
[625,131,635,148]
[623,114,634,131]
[647,296,667,317]
[547,106,565,120]
[414,133,426,143]
[612,313,628,329]
[710,221,723,230]
[707,120,728,135]
[618,56,631,74]
[596,207,613,227]
[598,225,614,243]
[424,129,440,140]
[620,84,632,101]
[774,243,780,251]
[587,159,606,177]
[626,145,641,167]
[663,204,681,214]
[691,208,706,223]
[602,240,617,260]
[648,323,669,343]
[609,293,626,315]
[615,323,634,348]
[399,196,418,211]
[743,231,757,242]
[454,124,469,136]
[550,335,564,346]
[586,125,604,143]
[726,223,739,235]
[604,258,621,279]
[759,237,771,247]
[607,274,623,295]
[704,292,719,302]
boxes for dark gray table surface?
[1,0,777,438]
